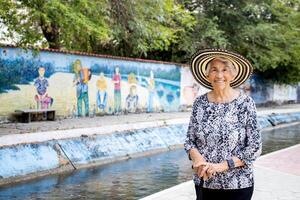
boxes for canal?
[1,124,300,200]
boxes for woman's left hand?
[198,163,216,180]
[198,162,228,180]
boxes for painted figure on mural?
[112,67,122,114]
[240,79,252,96]
[126,73,139,113]
[183,83,200,106]
[192,83,200,99]
[128,72,138,85]
[96,72,108,113]
[73,59,92,117]
[34,66,53,109]
[147,70,155,112]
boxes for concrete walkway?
[0,112,190,136]
[141,144,300,200]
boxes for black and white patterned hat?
[190,49,253,90]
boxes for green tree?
[1,0,300,84]
[0,0,111,50]
[0,0,194,57]
[178,0,300,84]
[95,0,195,58]
[238,0,300,84]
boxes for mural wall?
[180,67,209,106]
[1,46,299,118]
[0,47,181,117]
[242,74,299,104]
[181,70,300,106]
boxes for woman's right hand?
[189,148,209,180]
[192,159,209,180]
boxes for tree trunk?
[40,18,61,49]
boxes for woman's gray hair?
[205,57,237,76]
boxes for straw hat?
[190,49,253,90]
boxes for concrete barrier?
[1,112,300,186]
[0,124,187,185]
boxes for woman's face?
[207,60,235,90]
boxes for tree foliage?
[96,0,195,58]
[0,0,110,50]
[0,0,300,84]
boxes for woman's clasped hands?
[192,160,228,180]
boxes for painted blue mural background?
[0,47,181,115]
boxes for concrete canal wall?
[1,112,300,186]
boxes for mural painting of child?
[112,67,122,114]
[96,72,108,113]
[34,67,53,109]
[147,70,155,112]
[126,73,139,113]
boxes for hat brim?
[190,49,253,90]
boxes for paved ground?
[245,144,300,200]
[141,144,300,200]
[0,112,190,136]
[1,103,300,136]
[255,144,300,176]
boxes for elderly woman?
[184,49,262,200]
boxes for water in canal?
[1,124,300,200]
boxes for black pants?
[195,184,254,200]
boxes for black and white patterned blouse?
[184,91,262,189]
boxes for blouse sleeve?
[236,98,262,167]
[184,98,200,160]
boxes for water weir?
[1,112,300,186]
